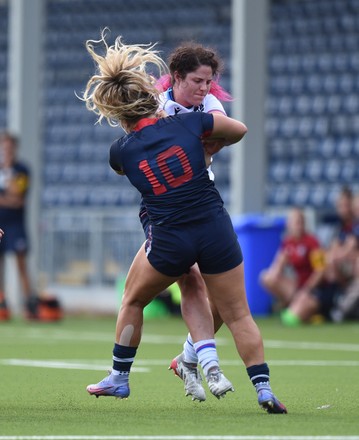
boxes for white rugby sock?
[183,333,198,364]
[193,339,219,376]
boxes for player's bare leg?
[169,266,233,400]
[202,264,287,414]
[87,243,178,399]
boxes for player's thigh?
[123,242,178,307]
[177,264,207,299]
[202,263,251,321]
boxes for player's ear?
[173,71,182,84]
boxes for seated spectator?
[260,207,321,310]
[281,189,358,326]
[331,192,359,322]
[324,186,354,284]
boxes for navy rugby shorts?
[145,209,243,277]
[0,220,28,254]
[139,207,150,238]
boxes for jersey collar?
[133,118,159,131]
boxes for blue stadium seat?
[340,159,357,183]
[317,138,336,158]
[69,186,89,206]
[289,75,305,94]
[304,159,324,182]
[269,75,290,95]
[297,117,314,138]
[62,164,79,183]
[289,184,310,207]
[338,73,355,94]
[265,117,280,138]
[267,139,287,160]
[42,186,59,207]
[313,117,329,138]
[323,159,341,182]
[308,184,328,208]
[311,95,326,115]
[287,162,304,182]
[306,74,323,94]
[343,94,359,114]
[336,138,353,158]
[331,115,350,136]
[279,116,298,138]
[268,161,288,183]
[43,163,63,184]
[266,184,291,206]
[295,95,312,115]
[278,96,293,115]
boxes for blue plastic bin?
[232,214,286,316]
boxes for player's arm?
[202,110,227,162]
[203,113,247,156]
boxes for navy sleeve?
[109,140,124,173]
[200,112,214,136]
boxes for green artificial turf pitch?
[0,314,358,438]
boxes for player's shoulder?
[203,93,224,107]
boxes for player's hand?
[202,138,227,155]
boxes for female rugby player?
[82,33,287,414]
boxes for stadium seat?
[287,162,304,182]
[340,159,357,183]
[308,184,328,208]
[266,184,291,206]
[304,159,324,182]
[336,138,353,158]
[290,184,310,207]
[268,161,288,183]
[323,159,341,182]
[317,138,336,158]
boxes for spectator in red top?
[260,208,320,309]
[280,189,356,326]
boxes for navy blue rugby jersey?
[109,112,224,225]
[0,161,29,222]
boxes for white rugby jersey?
[158,88,226,180]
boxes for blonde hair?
[82,30,167,129]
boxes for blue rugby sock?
[246,362,272,392]
[110,343,137,384]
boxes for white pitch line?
[0,359,359,371]
[0,435,359,440]
[2,328,359,352]
[264,340,359,352]
[0,359,149,372]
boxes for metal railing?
[39,209,144,287]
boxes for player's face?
[173,65,213,107]
[336,193,352,220]
[287,209,305,238]
[0,138,16,167]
